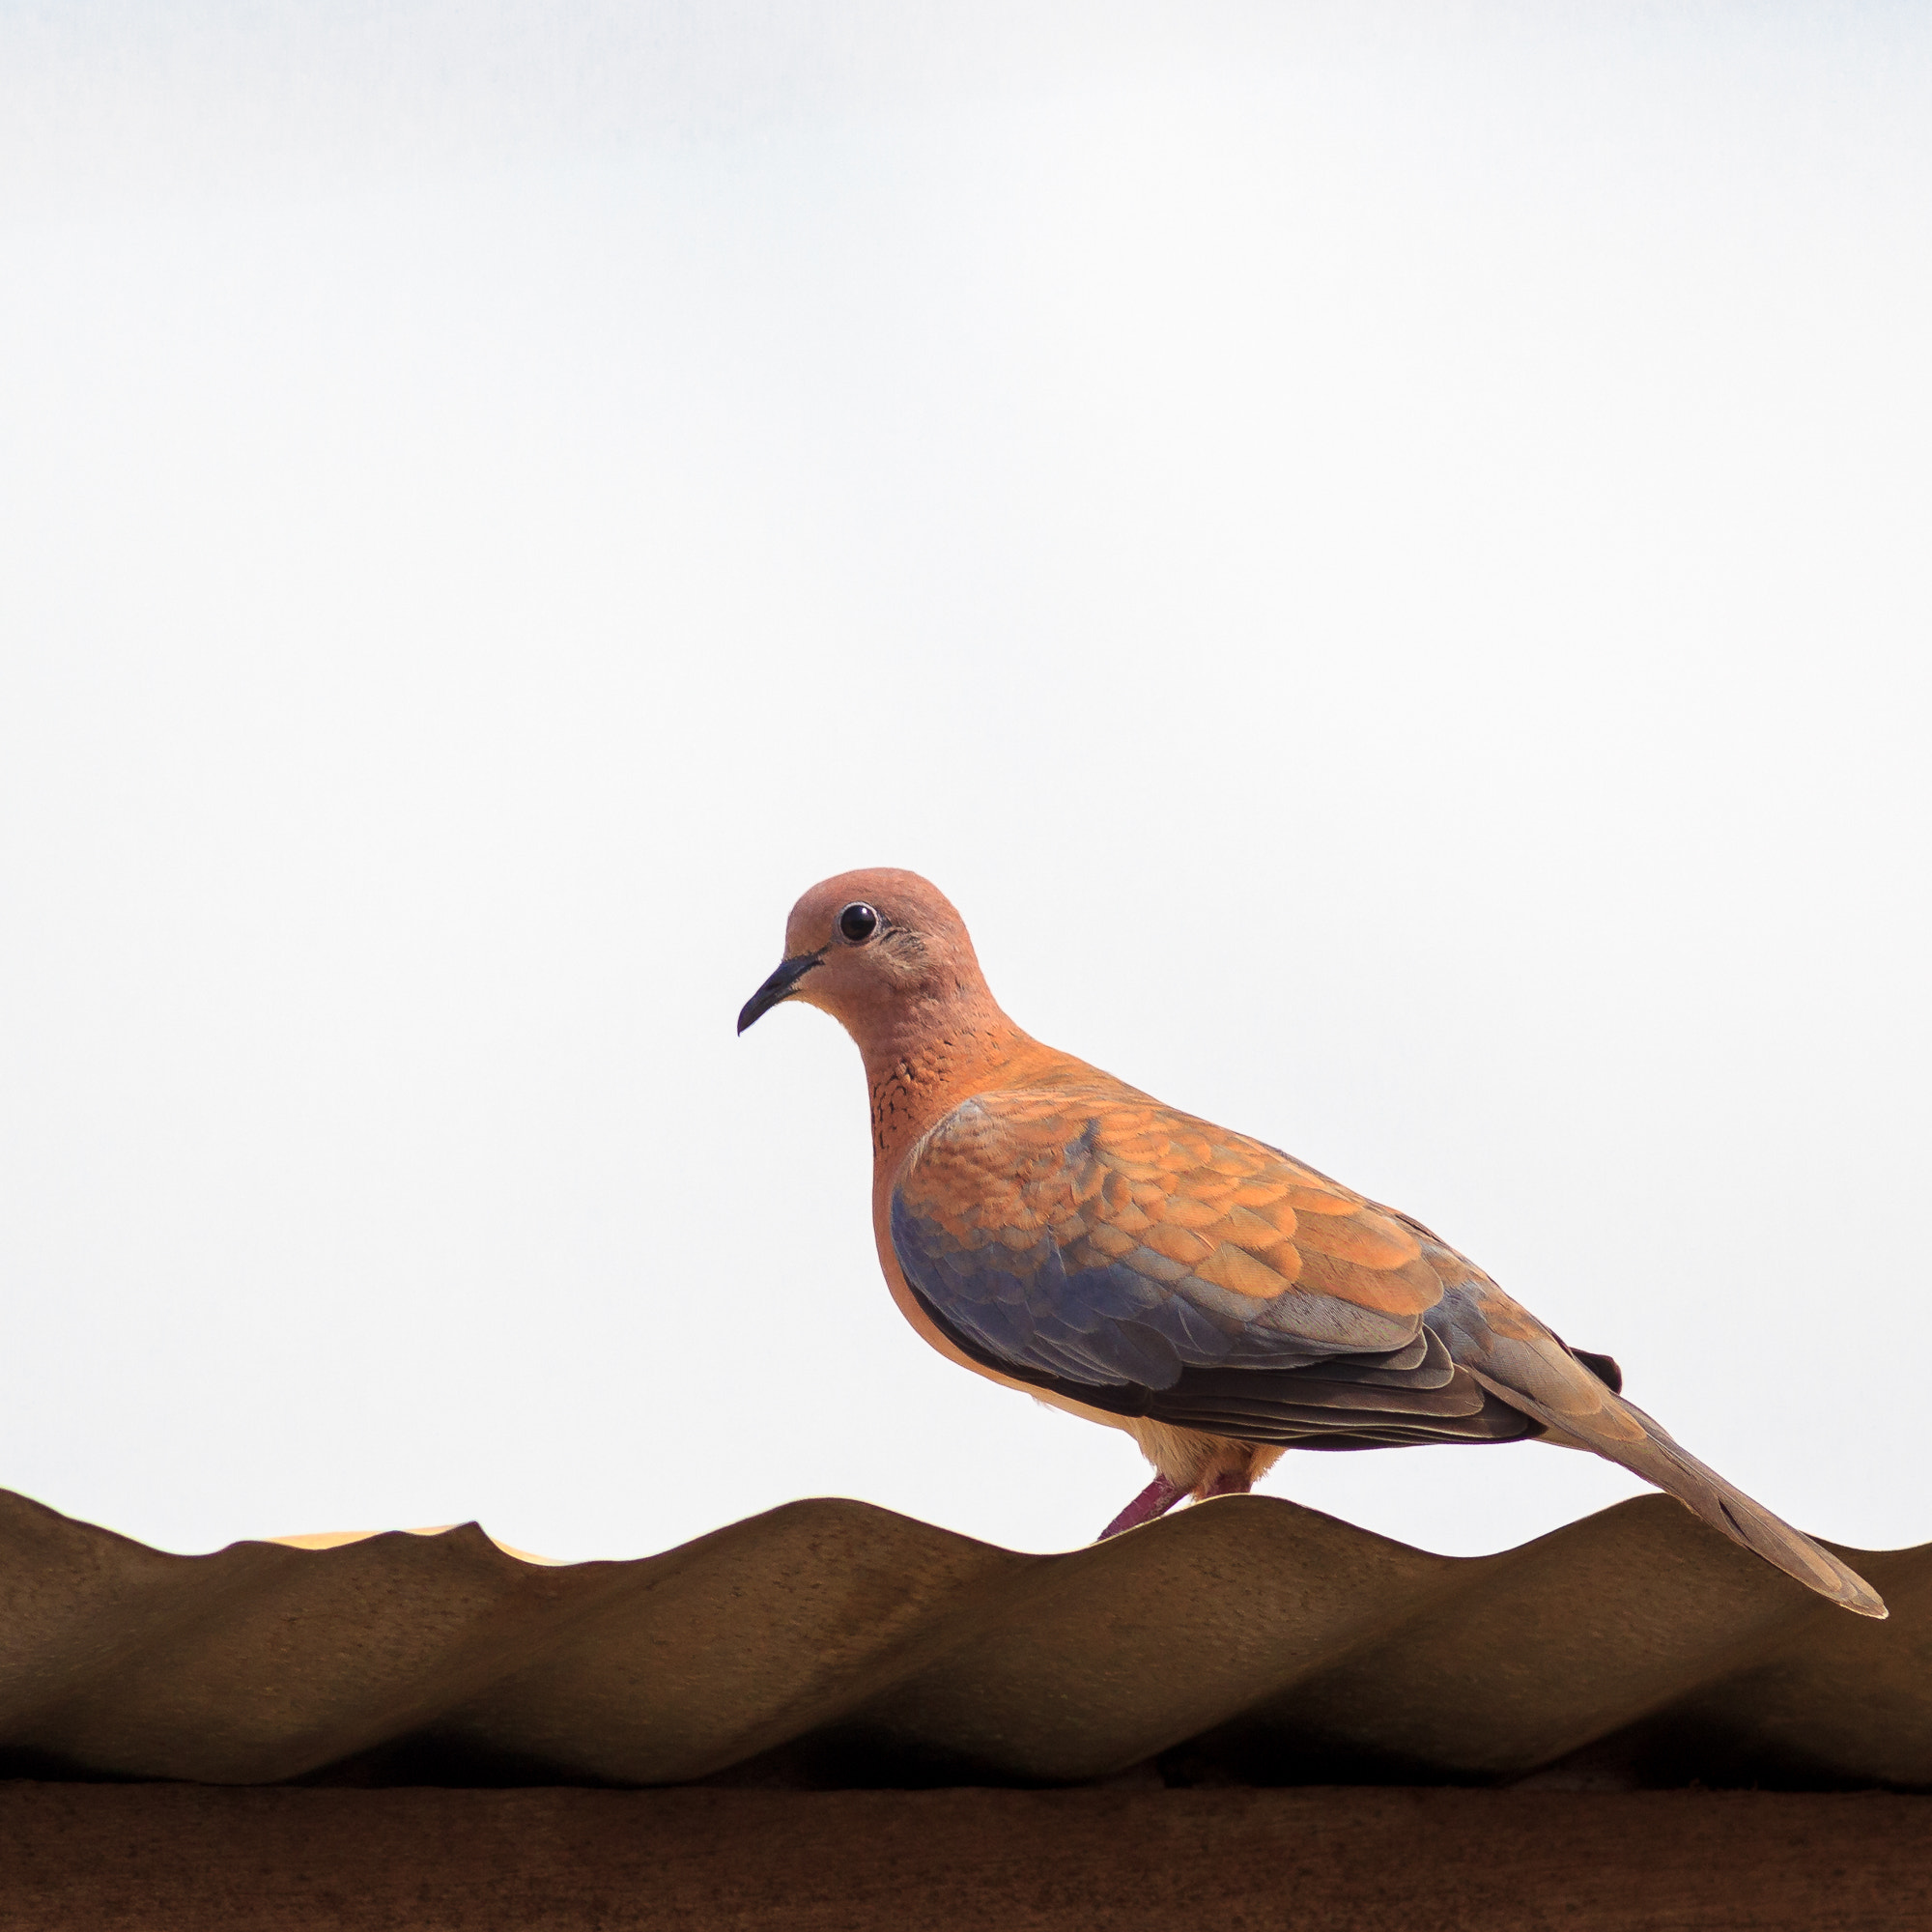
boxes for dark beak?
[737,952,824,1034]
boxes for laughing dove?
[739,868,1884,1617]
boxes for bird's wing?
[890,1080,1536,1445]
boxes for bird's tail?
[1454,1299,1886,1618]
[1588,1397,1886,1618]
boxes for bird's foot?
[1096,1473,1190,1540]
[1195,1469,1253,1501]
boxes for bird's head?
[737,868,995,1045]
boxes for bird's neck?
[856,1001,1053,1167]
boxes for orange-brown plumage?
[738,868,1885,1617]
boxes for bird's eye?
[838,902,880,945]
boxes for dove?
[738,868,1885,1617]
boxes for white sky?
[1,3,1927,1565]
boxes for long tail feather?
[1435,1282,1887,1618]
[1473,1365,1886,1617]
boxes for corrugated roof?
[1,1486,1923,1790]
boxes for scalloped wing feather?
[892,1079,1442,1390]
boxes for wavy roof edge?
[1,1486,1925,1791]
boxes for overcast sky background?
[1,3,1926,1565]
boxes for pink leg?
[1097,1473,1190,1541]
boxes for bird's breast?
[867,1117,1137,1438]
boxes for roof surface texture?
[1,1486,1924,1790]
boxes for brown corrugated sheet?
[1,1486,1925,1791]
[5,1785,1931,1931]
